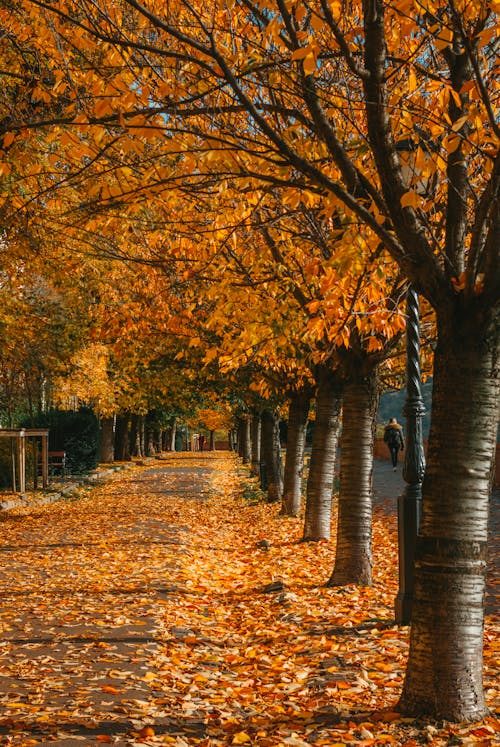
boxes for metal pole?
[41,434,49,488]
[395,286,426,624]
[18,429,26,495]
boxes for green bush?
[22,408,101,474]
[0,439,14,489]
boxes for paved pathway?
[0,457,213,746]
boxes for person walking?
[198,433,205,452]
[383,417,405,470]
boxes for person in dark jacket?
[383,418,405,470]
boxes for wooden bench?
[40,450,66,477]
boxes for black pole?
[395,286,426,624]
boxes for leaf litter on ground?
[0,452,497,746]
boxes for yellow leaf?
[451,271,466,292]
[232,732,251,744]
[204,347,219,363]
[3,132,15,148]
[96,737,114,744]
[291,47,309,61]
[400,190,419,208]
[303,52,317,76]
[451,115,468,132]
[100,685,121,693]
[408,69,417,93]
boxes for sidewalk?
[0,455,216,745]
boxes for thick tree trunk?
[115,414,131,461]
[100,417,114,463]
[242,416,251,464]
[161,428,170,451]
[399,312,499,720]
[261,409,284,503]
[145,427,155,456]
[281,387,312,517]
[169,420,177,451]
[236,418,245,458]
[303,366,343,541]
[327,368,379,586]
[166,418,177,451]
[251,410,261,476]
[130,414,142,457]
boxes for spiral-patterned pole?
[395,286,426,624]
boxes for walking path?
[0,456,217,745]
[0,453,497,746]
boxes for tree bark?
[398,310,499,720]
[209,429,215,450]
[115,414,131,461]
[236,418,245,458]
[327,367,379,586]
[303,366,343,541]
[261,409,284,503]
[169,419,177,451]
[100,416,114,463]
[130,414,142,457]
[242,416,251,464]
[281,387,312,517]
[251,410,261,476]
[145,427,155,456]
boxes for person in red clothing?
[383,417,405,470]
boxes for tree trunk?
[139,415,145,455]
[242,416,251,464]
[303,366,343,541]
[100,417,114,463]
[261,409,284,503]
[145,427,155,456]
[327,367,379,586]
[281,387,312,517]
[398,312,498,720]
[130,414,142,457]
[161,429,169,451]
[251,410,261,476]
[169,419,177,451]
[209,429,215,450]
[115,414,131,461]
[236,418,245,458]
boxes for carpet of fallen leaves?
[0,452,498,747]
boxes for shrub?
[22,408,101,474]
